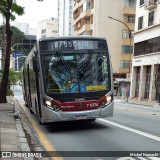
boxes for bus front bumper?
[40,101,114,123]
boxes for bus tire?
[39,117,43,125]
[30,108,34,114]
[25,101,28,107]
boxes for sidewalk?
[114,96,160,108]
[0,97,32,160]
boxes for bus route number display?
[63,41,89,49]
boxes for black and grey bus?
[22,36,114,124]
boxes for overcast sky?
[13,0,58,28]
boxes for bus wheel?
[25,101,28,107]
[39,117,43,125]
[30,108,34,114]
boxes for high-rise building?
[58,0,73,36]
[73,0,136,79]
[37,17,58,39]
[130,0,160,101]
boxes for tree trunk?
[155,65,160,104]
[0,0,12,103]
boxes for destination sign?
[40,40,107,51]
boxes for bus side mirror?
[32,56,39,72]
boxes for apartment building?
[37,17,58,39]
[58,0,73,36]
[73,0,136,79]
[130,0,160,101]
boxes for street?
[13,85,160,160]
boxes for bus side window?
[32,56,39,72]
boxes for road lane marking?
[20,104,63,160]
[98,118,160,142]
[116,158,135,160]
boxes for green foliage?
[0,25,25,48]
[7,89,14,96]
[0,0,24,20]
[9,69,21,86]
[0,69,21,88]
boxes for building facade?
[11,21,30,35]
[130,0,160,101]
[37,17,58,39]
[58,0,73,36]
[73,0,136,79]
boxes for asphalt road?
[13,85,160,160]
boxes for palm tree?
[0,0,24,103]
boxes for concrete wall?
[93,0,124,73]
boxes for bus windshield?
[41,51,110,94]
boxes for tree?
[0,25,25,47]
[0,25,25,67]
[0,0,24,103]
[155,64,160,104]
[9,69,20,86]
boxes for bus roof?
[38,35,106,42]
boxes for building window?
[135,67,141,97]
[148,11,154,26]
[85,17,90,24]
[138,16,143,30]
[145,66,151,99]
[124,0,136,7]
[120,60,131,68]
[122,29,133,38]
[41,29,46,34]
[134,36,160,56]
[121,45,133,53]
[126,15,135,23]
[128,0,136,7]
[80,5,83,13]
[140,0,144,5]
[52,30,57,33]
[86,0,91,9]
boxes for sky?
[12,0,58,28]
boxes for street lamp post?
[108,16,132,102]
[108,16,132,73]
[12,56,27,71]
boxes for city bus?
[22,36,114,124]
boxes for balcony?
[123,7,136,15]
[144,0,157,10]
[119,68,130,74]
[75,24,91,35]
[81,9,91,18]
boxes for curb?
[114,100,153,107]
[15,119,33,160]
[7,96,33,160]
[114,98,160,108]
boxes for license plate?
[75,115,87,120]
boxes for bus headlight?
[101,95,112,108]
[106,96,112,103]
[45,100,51,106]
[43,99,60,111]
